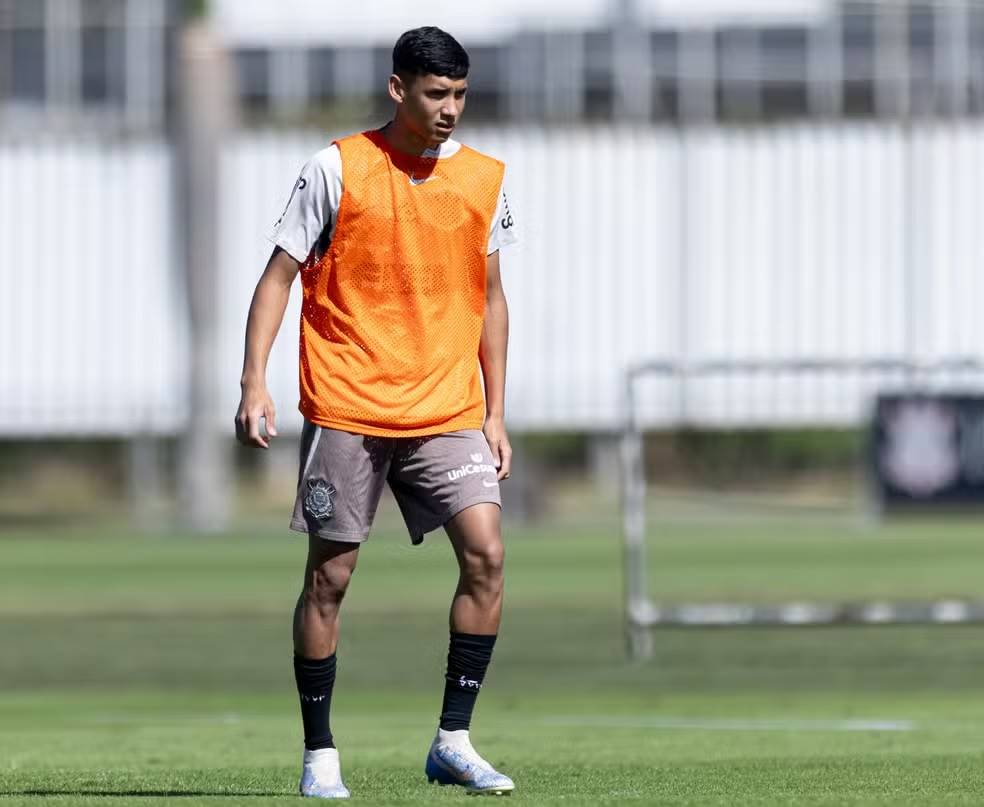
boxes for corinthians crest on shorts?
[304,479,336,522]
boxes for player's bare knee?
[307,562,355,609]
[461,541,505,594]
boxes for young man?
[235,27,518,799]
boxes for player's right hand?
[235,384,278,449]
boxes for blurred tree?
[184,0,208,21]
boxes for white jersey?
[270,136,518,265]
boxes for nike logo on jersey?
[500,192,514,229]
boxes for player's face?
[391,73,468,146]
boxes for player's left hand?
[483,415,512,481]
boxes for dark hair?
[392,27,469,82]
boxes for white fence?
[0,138,186,435]
[3,123,984,436]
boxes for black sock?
[294,654,336,750]
[439,632,497,731]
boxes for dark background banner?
[874,394,984,506]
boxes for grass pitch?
[1,493,983,805]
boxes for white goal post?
[619,356,984,661]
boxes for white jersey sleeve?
[487,174,519,255]
[268,145,343,264]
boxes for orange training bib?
[298,130,505,437]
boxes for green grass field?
[2,491,984,805]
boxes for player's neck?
[379,119,442,156]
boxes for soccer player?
[235,27,518,799]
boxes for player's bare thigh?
[445,502,503,555]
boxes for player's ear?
[388,74,407,104]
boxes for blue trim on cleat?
[426,753,459,786]
[425,743,515,795]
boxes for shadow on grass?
[2,790,288,798]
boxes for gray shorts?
[290,423,502,544]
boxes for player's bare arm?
[479,249,511,480]
[235,246,300,449]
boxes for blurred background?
[4,0,984,525]
[3,1,984,800]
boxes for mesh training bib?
[298,129,505,437]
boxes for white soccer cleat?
[425,729,515,796]
[299,747,350,799]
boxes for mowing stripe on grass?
[543,716,916,732]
